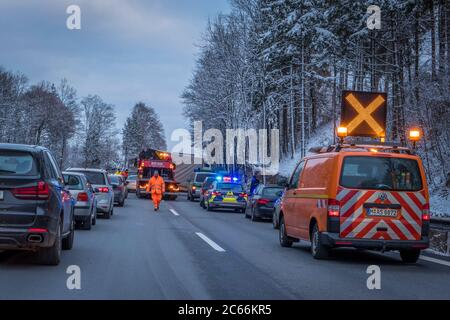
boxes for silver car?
[66,168,114,219]
[63,172,97,230]
[127,174,137,193]
[109,174,126,207]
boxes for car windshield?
[217,183,243,192]
[63,174,83,190]
[262,187,284,197]
[340,156,423,191]
[75,171,106,185]
[195,173,215,183]
[0,151,37,176]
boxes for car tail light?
[328,199,340,217]
[12,181,50,200]
[97,187,109,193]
[257,198,270,205]
[192,186,196,191]
[27,228,48,233]
[422,203,430,221]
[77,192,89,202]
[240,193,248,198]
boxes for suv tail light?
[328,199,340,217]
[422,203,430,221]
[12,181,50,200]
[77,192,89,202]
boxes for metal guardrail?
[430,217,450,231]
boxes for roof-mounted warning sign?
[340,91,387,138]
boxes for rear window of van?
[340,156,423,191]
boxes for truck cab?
[135,150,180,200]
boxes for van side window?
[289,161,305,189]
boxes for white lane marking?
[420,255,450,267]
[195,232,226,252]
[170,209,180,216]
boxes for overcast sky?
[0,0,230,148]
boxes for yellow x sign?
[345,93,385,136]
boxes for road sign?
[341,91,387,137]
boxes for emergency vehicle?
[135,149,180,200]
[204,176,248,213]
[279,91,430,263]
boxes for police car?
[204,176,248,213]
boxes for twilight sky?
[0,0,230,148]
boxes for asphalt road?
[1,195,449,300]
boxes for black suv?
[0,144,75,265]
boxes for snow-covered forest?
[182,0,450,194]
[0,67,121,169]
[0,67,166,170]
[122,102,167,163]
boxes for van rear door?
[338,156,426,241]
[0,150,40,227]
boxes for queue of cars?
[193,141,431,264]
[0,143,129,266]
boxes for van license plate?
[0,191,3,200]
[367,208,398,218]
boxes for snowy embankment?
[430,195,450,218]
[278,122,334,178]
[278,122,449,218]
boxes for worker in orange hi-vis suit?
[147,170,165,211]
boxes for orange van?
[278,144,430,263]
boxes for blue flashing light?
[232,177,238,182]
[216,176,223,181]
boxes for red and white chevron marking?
[336,187,426,241]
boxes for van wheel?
[62,219,75,250]
[104,208,111,219]
[311,223,329,259]
[38,221,62,266]
[400,249,421,263]
[279,216,293,248]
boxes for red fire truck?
[135,149,180,200]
